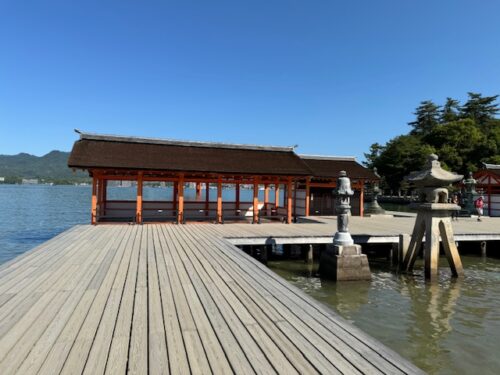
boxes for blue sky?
[1,1,499,161]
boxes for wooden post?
[217,176,223,223]
[173,182,178,216]
[177,173,184,223]
[102,179,107,218]
[359,179,365,217]
[488,175,492,217]
[305,177,311,217]
[275,180,280,209]
[205,182,210,217]
[91,176,97,225]
[253,177,259,224]
[196,182,202,200]
[287,177,293,224]
[136,172,143,224]
[264,184,269,216]
[235,182,240,213]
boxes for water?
[1,185,499,373]
[268,257,500,375]
[0,184,267,263]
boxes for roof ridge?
[299,154,357,161]
[76,130,295,152]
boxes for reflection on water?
[268,256,500,375]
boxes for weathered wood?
[0,223,424,375]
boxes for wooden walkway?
[0,224,423,374]
[216,215,500,245]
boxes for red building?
[68,132,378,224]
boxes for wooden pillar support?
[253,177,259,224]
[196,182,202,200]
[217,176,223,223]
[488,175,492,217]
[102,179,107,218]
[359,179,365,217]
[177,173,184,224]
[136,172,143,224]
[205,182,210,217]
[173,182,178,215]
[235,183,240,213]
[286,177,293,224]
[264,184,269,216]
[91,176,97,225]
[275,180,280,209]
[305,177,311,217]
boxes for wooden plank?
[152,225,191,374]
[192,225,408,374]
[0,226,125,374]
[105,225,143,374]
[148,225,169,375]
[156,226,211,374]
[128,225,149,374]
[83,225,139,375]
[160,225,232,374]
[60,226,137,374]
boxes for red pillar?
[91,176,97,225]
[217,176,223,223]
[136,172,143,224]
[253,177,259,223]
[286,177,293,224]
[177,174,184,223]
[305,177,310,217]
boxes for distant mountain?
[0,151,88,181]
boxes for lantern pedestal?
[319,244,371,281]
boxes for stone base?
[319,244,371,281]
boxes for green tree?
[440,97,460,123]
[363,143,385,168]
[460,92,499,125]
[373,135,435,191]
[408,100,441,136]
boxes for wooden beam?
[488,175,492,217]
[102,179,107,218]
[235,183,240,213]
[205,182,210,216]
[91,176,97,225]
[305,177,310,217]
[359,179,365,217]
[217,176,223,223]
[264,184,269,216]
[287,177,293,224]
[275,180,280,209]
[196,182,202,199]
[253,177,259,224]
[136,172,143,224]
[173,182,178,215]
[177,173,185,223]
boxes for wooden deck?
[0,223,423,374]
[217,215,500,245]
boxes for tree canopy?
[364,93,500,191]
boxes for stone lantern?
[401,154,464,280]
[364,167,386,216]
[319,171,371,281]
[463,172,478,215]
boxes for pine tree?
[460,92,499,125]
[408,100,441,136]
[441,97,460,123]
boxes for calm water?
[1,185,499,374]
[0,184,267,263]
[269,257,500,375]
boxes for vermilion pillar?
[91,176,97,225]
[253,177,259,223]
[177,173,184,223]
[136,172,143,224]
